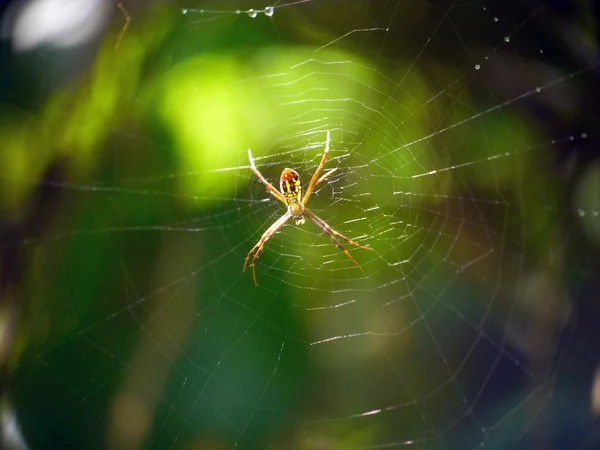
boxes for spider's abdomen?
[280,168,305,224]
[280,168,302,204]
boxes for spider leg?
[248,149,286,205]
[327,231,361,267]
[243,213,290,285]
[302,130,330,204]
[315,167,337,187]
[115,3,131,50]
[305,208,373,251]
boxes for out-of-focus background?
[1,1,599,449]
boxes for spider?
[243,131,373,285]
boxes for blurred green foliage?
[0,2,568,450]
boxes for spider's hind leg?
[243,213,291,285]
[304,208,372,271]
[305,209,372,250]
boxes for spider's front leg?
[302,130,331,204]
[243,213,291,285]
[247,149,286,205]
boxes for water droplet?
[535,87,541,93]
[578,207,586,217]
[539,49,544,54]
[493,17,498,22]
[582,132,588,138]
[264,6,274,17]
[570,135,574,141]
[475,64,480,70]
[593,208,599,217]
[181,8,188,14]
[504,36,510,43]
[248,8,258,18]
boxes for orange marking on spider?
[244,130,373,285]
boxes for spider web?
[3,1,600,449]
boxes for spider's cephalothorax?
[244,130,373,285]
[280,168,305,225]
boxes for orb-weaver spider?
[243,131,373,285]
